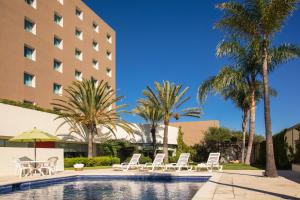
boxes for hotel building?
[0,0,115,108]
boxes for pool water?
[0,179,204,200]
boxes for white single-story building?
[0,103,179,157]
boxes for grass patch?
[223,163,263,170]
[64,166,112,170]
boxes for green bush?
[139,155,152,164]
[124,154,152,164]
[64,156,120,168]
[169,156,178,163]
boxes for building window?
[106,34,112,43]
[24,45,36,61]
[24,17,36,35]
[75,48,83,61]
[24,73,35,87]
[57,0,63,5]
[53,59,63,72]
[25,0,36,8]
[75,7,83,20]
[75,70,82,81]
[91,77,98,87]
[106,68,112,77]
[53,83,63,95]
[92,41,99,51]
[54,12,63,27]
[75,28,83,40]
[92,59,99,70]
[106,51,112,60]
[92,22,99,33]
[54,36,63,49]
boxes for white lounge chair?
[164,153,192,171]
[16,159,32,177]
[112,153,141,171]
[196,152,223,172]
[41,157,58,175]
[141,153,165,171]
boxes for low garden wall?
[0,147,64,176]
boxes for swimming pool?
[0,175,209,200]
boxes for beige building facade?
[0,0,115,108]
[170,120,220,146]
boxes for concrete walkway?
[194,170,300,200]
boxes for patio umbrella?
[9,127,59,161]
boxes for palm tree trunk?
[163,120,169,163]
[151,126,157,160]
[241,109,249,163]
[88,125,94,158]
[245,88,256,165]
[262,39,278,177]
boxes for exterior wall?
[0,103,178,145]
[285,127,300,154]
[0,0,115,108]
[170,120,219,146]
[0,147,64,176]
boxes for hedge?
[258,130,294,169]
[64,156,120,168]
[125,154,152,164]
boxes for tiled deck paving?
[194,170,300,200]
[0,169,300,199]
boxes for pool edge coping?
[192,173,222,200]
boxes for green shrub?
[124,154,152,164]
[64,156,120,168]
[169,156,178,163]
[139,155,152,164]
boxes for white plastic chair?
[141,153,165,171]
[41,157,58,175]
[164,153,192,171]
[16,159,32,177]
[196,152,223,172]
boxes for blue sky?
[83,0,300,135]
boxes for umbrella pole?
[34,139,36,162]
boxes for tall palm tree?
[217,39,262,164]
[215,0,300,177]
[222,84,250,163]
[52,79,132,158]
[132,102,164,158]
[142,81,201,163]
[198,66,258,164]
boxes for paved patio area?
[194,170,300,200]
[0,169,299,199]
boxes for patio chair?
[141,153,165,171]
[16,159,32,177]
[41,157,58,175]
[164,153,192,171]
[196,152,223,172]
[112,153,141,171]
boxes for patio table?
[20,161,48,176]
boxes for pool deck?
[1,169,300,199]
[193,170,300,200]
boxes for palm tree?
[215,0,300,177]
[142,81,201,163]
[198,67,254,164]
[217,39,262,165]
[52,79,132,158]
[132,102,164,159]
[222,84,250,163]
